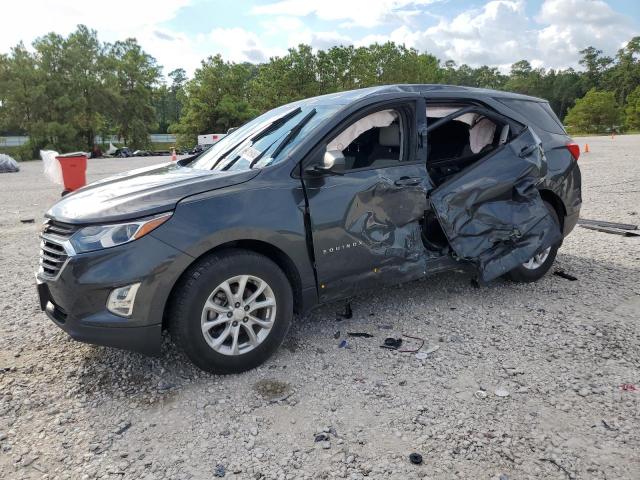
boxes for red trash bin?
[56,152,87,194]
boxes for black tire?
[506,201,561,283]
[169,249,293,374]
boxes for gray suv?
[36,85,581,373]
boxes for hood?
[47,162,260,224]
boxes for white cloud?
[349,0,635,71]
[0,0,193,76]
[251,0,440,28]
[534,0,634,67]
[0,0,635,78]
[204,28,285,63]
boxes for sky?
[1,0,638,78]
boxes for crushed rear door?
[430,127,562,282]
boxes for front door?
[302,100,429,301]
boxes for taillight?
[566,142,580,161]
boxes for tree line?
[1,26,639,159]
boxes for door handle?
[519,144,539,158]
[394,177,422,186]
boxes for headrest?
[379,124,400,147]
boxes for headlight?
[69,212,172,253]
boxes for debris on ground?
[415,351,429,360]
[338,339,349,348]
[0,153,19,173]
[333,330,340,339]
[214,464,226,477]
[539,457,574,479]
[381,337,402,350]
[409,453,423,465]
[474,390,488,400]
[620,383,637,392]
[19,218,35,224]
[578,218,638,230]
[495,387,510,397]
[114,421,132,435]
[554,270,578,281]
[347,332,374,338]
[336,302,353,320]
[579,224,640,237]
[398,334,425,353]
[380,334,425,352]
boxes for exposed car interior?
[327,109,404,170]
[423,104,514,250]
[325,104,517,253]
[426,104,511,186]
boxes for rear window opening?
[426,104,511,187]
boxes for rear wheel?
[170,249,293,374]
[506,200,561,283]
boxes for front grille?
[39,220,79,280]
[43,221,78,237]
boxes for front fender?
[150,177,316,292]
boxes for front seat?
[367,124,401,168]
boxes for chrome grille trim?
[37,220,78,281]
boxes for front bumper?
[36,233,193,355]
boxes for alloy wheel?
[200,275,276,356]
[522,246,551,270]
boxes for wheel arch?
[162,239,305,331]
[539,189,566,230]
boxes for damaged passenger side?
[423,103,563,282]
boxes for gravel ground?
[1,136,639,480]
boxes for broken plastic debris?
[214,464,226,477]
[578,218,638,231]
[338,340,349,348]
[579,224,640,237]
[554,270,577,281]
[494,387,510,397]
[415,352,429,360]
[20,218,35,224]
[314,433,330,442]
[409,452,423,465]
[474,390,488,400]
[333,331,340,339]
[336,302,353,320]
[381,337,402,350]
[620,383,637,392]
[347,332,374,338]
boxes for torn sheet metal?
[430,127,562,282]
[304,164,431,301]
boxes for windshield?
[189,104,340,171]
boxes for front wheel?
[169,249,293,374]
[506,200,561,283]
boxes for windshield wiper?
[211,107,302,170]
[259,108,317,166]
[251,106,302,142]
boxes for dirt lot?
[1,136,639,480]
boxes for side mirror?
[306,150,346,176]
